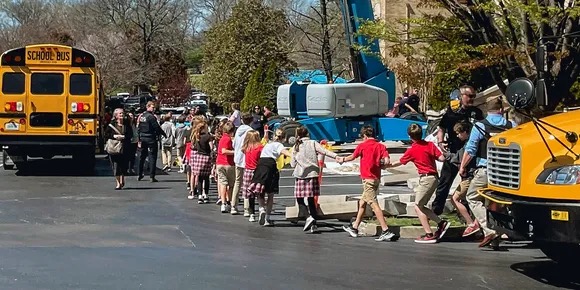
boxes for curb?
[357,222,466,239]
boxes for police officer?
[137,101,166,182]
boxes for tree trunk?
[320,0,333,83]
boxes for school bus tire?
[2,151,13,170]
[539,243,580,266]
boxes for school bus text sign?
[25,46,72,65]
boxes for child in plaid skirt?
[291,126,338,233]
[192,121,214,204]
[187,116,207,200]
[246,128,291,226]
[241,130,263,222]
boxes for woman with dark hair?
[105,108,133,190]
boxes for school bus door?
[27,71,68,134]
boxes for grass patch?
[366,213,465,228]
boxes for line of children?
[182,119,470,244]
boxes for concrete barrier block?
[381,173,414,186]
[357,221,381,237]
[316,195,349,204]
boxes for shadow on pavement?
[511,260,580,289]
[11,157,169,177]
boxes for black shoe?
[138,175,144,181]
[150,178,159,183]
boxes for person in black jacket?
[137,101,166,182]
[105,108,133,190]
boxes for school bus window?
[70,74,92,95]
[31,73,64,95]
[2,72,24,94]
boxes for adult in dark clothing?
[251,106,264,137]
[398,93,421,116]
[105,108,133,190]
[432,85,484,215]
[137,101,167,182]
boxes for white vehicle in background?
[116,92,131,102]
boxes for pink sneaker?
[462,222,481,237]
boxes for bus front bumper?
[479,188,580,244]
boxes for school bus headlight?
[537,165,580,185]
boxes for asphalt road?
[0,155,576,290]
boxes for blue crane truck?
[272,0,428,146]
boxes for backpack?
[474,119,513,159]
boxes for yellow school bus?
[0,44,104,172]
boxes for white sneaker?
[249,214,256,222]
[220,204,227,213]
[201,194,208,203]
[243,209,251,217]
[230,206,239,215]
[264,218,273,227]
[166,168,172,172]
[303,216,315,232]
[187,194,194,200]
[310,225,318,233]
[258,209,266,225]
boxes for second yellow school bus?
[0,44,104,172]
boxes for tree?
[241,63,277,112]
[241,65,263,112]
[200,0,296,106]
[289,0,351,82]
[360,0,580,111]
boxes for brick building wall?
[370,0,444,97]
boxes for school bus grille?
[487,143,521,189]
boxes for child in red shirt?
[216,121,235,213]
[241,130,263,222]
[339,126,397,242]
[390,123,449,244]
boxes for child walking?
[291,126,338,233]
[447,121,480,237]
[215,121,236,213]
[241,130,263,222]
[389,123,449,244]
[187,116,205,200]
[192,121,214,204]
[339,126,398,242]
[247,128,291,226]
